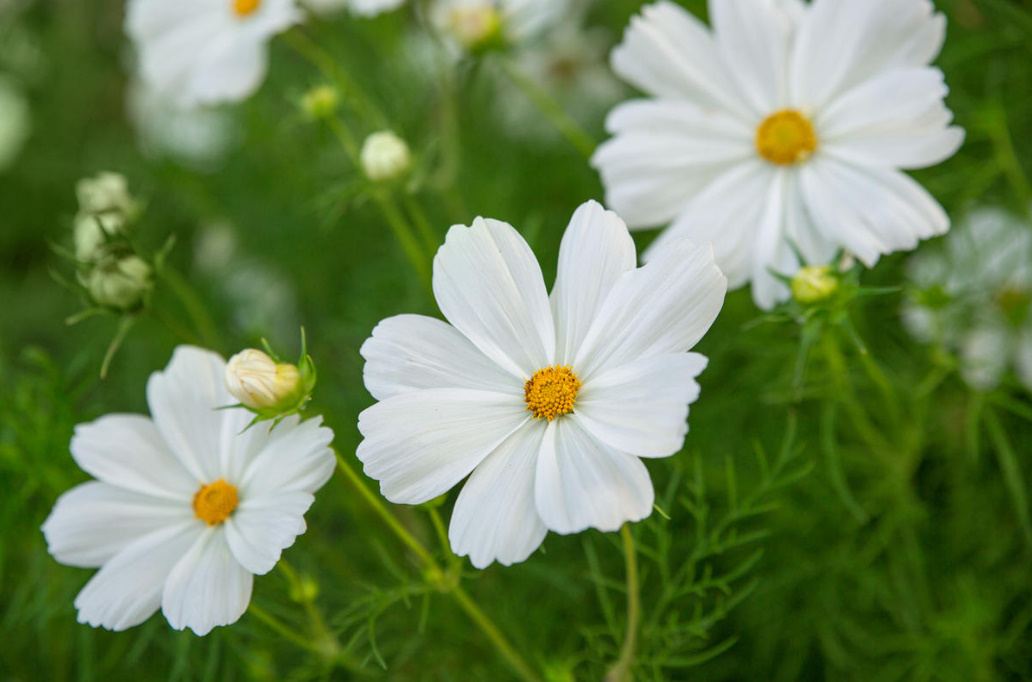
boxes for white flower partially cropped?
[125,0,301,109]
[357,200,727,568]
[592,0,965,309]
[42,346,335,635]
[903,207,1032,393]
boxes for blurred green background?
[2,0,1032,680]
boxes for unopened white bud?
[86,255,152,311]
[76,172,135,216]
[445,3,502,51]
[224,349,302,412]
[360,131,412,182]
[74,212,126,262]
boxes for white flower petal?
[574,236,727,379]
[643,161,774,290]
[592,100,753,228]
[238,415,336,499]
[185,39,269,109]
[551,201,637,365]
[790,0,946,109]
[361,314,518,401]
[162,529,253,636]
[749,170,797,310]
[611,1,752,121]
[576,353,707,459]
[224,491,315,575]
[449,423,548,568]
[74,523,199,632]
[356,388,529,504]
[70,414,197,501]
[147,346,231,483]
[42,482,194,569]
[433,218,555,377]
[709,0,791,115]
[799,156,949,266]
[535,419,654,534]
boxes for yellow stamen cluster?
[233,0,261,17]
[524,365,582,421]
[756,109,817,166]
[193,479,239,526]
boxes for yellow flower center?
[524,365,582,421]
[756,109,817,166]
[233,0,261,17]
[193,480,239,526]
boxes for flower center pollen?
[524,365,582,421]
[233,0,261,17]
[756,110,817,166]
[193,479,239,525]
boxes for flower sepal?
[224,329,318,429]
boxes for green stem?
[821,332,893,456]
[427,507,454,560]
[157,264,220,349]
[402,193,441,256]
[333,450,540,682]
[606,524,641,682]
[986,102,1032,211]
[334,451,435,566]
[450,586,543,682]
[248,603,325,656]
[496,58,598,159]
[373,193,434,294]
[100,316,136,379]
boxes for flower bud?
[360,131,412,182]
[444,3,503,52]
[791,265,838,305]
[74,212,126,262]
[76,172,135,216]
[224,349,303,412]
[86,255,153,311]
[301,85,339,119]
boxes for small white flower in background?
[592,0,965,310]
[42,346,335,635]
[126,82,235,170]
[86,254,153,312]
[431,0,569,53]
[357,200,727,568]
[360,131,412,182]
[903,207,1032,393]
[302,0,406,18]
[0,75,30,172]
[76,172,135,216]
[125,0,301,110]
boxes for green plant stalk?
[606,524,641,682]
[248,603,326,656]
[278,560,343,661]
[496,58,598,160]
[157,264,221,349]
[333,451,542,682]
[403,193,441,256]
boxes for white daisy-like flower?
[592,0,965,309]
[41,346,335,635]
[903,207,1032,393]
[430,0,569,52]
[126,82,235,170]
[125,0,301,110]
[302,0,406,17]
[357,200,727,568]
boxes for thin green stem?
[333,450,541,682]
[986,102,1032,211]
[373,193,434,294]
[427,507,453,560]
[821,332,893,456]
[402,193,441,256]
[606,524,641,682]
[157,264,220,349]
[100,316,136,379]
[334,450,435,566]
[450,586,543,682]
[496,58,598,159]
[248,603,325,655]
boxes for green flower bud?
[86,255,153,312]
[301,85,340,119]
[791,265,838,305]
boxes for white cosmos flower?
[41,346,335,635]
[591,0,965,310]
[125,0,301,110]
[903,207,1032,393]
[430,0,569,52]
[357,200,727,568]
